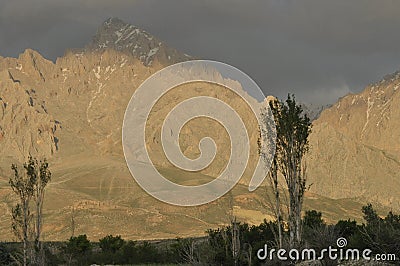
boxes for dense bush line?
[1,204,399,265]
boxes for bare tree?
[177,238,205,265]
[9,157,52,266]
[10,163,35,266]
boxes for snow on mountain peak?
[87,17,191,66]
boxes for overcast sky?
[1,0,400,105]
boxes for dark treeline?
[1,204,399,265]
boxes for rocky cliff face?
[307,72,400,210]
[0,49,148,160]
[0,51,60,172]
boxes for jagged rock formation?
[0,51,60,169]
[86,17,191,66]
[307,72,400,210]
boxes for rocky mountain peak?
[306,69,400,210]
[87,17,191,66]
[316,70,400,150]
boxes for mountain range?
[0,18,398,241]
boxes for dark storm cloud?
[1,0,400,104]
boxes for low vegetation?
[0,205,398,265]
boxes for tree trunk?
[23,200,29,266]
[35,191,45,264]
[275,185,283,249]
[271,160,283,249]
[231,217,240,266]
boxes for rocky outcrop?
[307,72,400,210]
[0,67,59,174]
